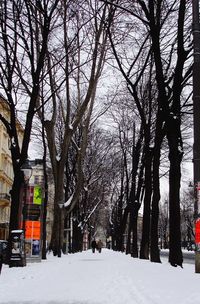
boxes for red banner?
[195,219,200,244]
[25,221,41,240]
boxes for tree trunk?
[116,168,124,251]
[167,0,187,268]
[167,118,183,267]
[41,155,48,260]
[126,212,131,254]
[131,210,139,258]
[140,148,153,260]
[49,169,65,257]
[150,172,161,263]
[42,103,48,260]
[120,206,129,251]
[7,169,24,262]
[9,172,24,231]
[150,118,164,263]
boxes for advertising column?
[24,185,43,261]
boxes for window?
[34,176,40,184]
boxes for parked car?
[0,240,8,264]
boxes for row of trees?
[101,0,193,267]
[0,0,112,258]
[0,0,194,267]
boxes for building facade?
[0,98,13,239]
[0,95,54,250]
[0,95,24,240]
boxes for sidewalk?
[0,249,200,304]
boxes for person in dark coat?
[91,239,96,253]
[97,239,103,253]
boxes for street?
[160,250,195,265]
[0,249,200,304]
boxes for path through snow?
[0,249,200,304]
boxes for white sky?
[0,249,199,304]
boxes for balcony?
[0,193,10,206]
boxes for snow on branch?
[78,199,101,230]
[64,193,74,208]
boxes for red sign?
[195,219,200,244]
[25,221,41,240]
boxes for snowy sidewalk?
[0,249,200,304]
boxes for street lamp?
[21,160,33,183]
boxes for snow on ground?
[0,249,200,304]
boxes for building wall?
[0,96,24,240]
[0,99,13,239]
[0,95,54,246]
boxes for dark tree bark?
[167,119,183,267]
[116,167,124,251]
[150,120,164,263]
[138,0,190,267]
[128,124,143,257]
[131,151,145,258]
[140,147,153,260]
[167,0,188,267]
[41,103,48,260]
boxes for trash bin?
[9,230,26,267]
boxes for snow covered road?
[0,249,200,304]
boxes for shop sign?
[25,221,41,240]
[33,186,42,205]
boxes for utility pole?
[192,0,200,273]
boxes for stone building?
[0,95,24,240]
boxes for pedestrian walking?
[97,239,103,253]
[91,239,96,253]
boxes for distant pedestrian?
[97,239,103,253]
[91,239,96,253]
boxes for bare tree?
[0,1,59,260]
[102,0,192,267]
[35,0,110,256]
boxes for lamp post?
[21,160,33,184]
[192,0,200,273]
[21,160,32,264]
